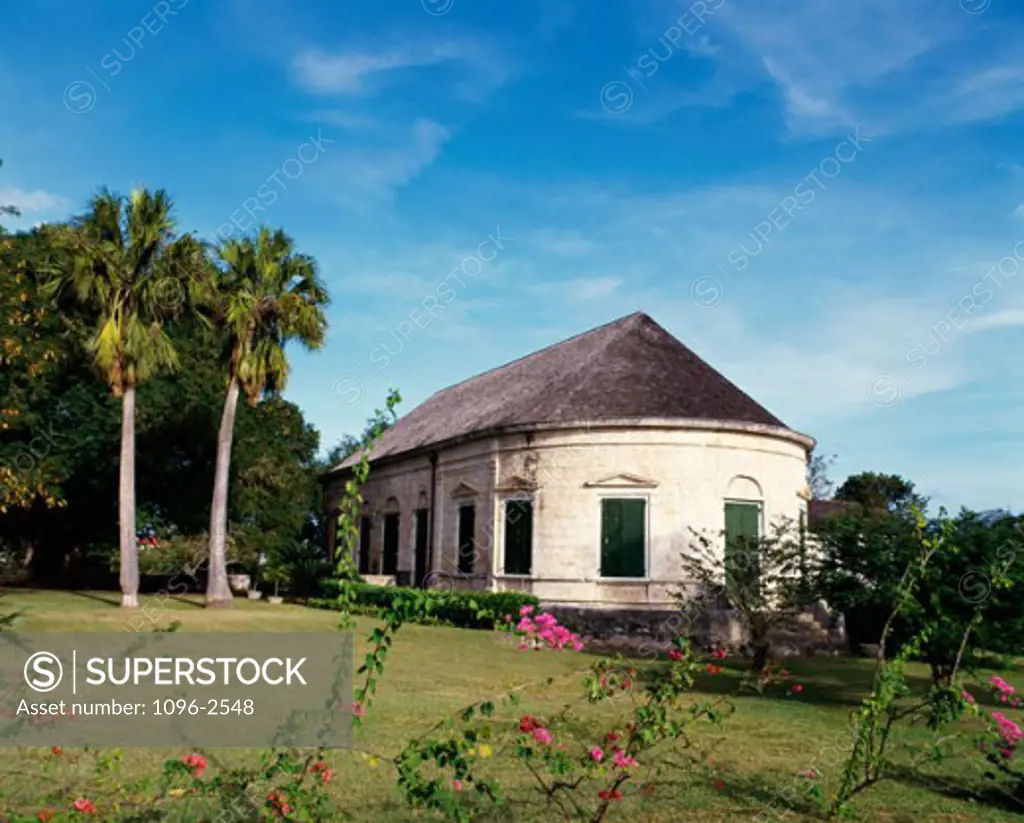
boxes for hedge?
[308,583,539,630]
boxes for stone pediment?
[583,473,658,489]
[450,481,480,499]
[495,474,537,492]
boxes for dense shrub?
[309,583,539,629]
[133,532,243,577]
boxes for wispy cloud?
[529,228,597,256]
[0,187,69,215]
[316,118,452,203]
[627,0,1024,136]
[291,37,513,100]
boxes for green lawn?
[0,590,1018,821]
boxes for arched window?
[724,476,763,588]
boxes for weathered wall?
[324,421,810,605]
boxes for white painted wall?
[325,420,811,607]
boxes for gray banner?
[0,633,353,747]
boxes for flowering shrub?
[972,675,1024,802]
[384,612,734,822]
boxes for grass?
[0,589,1019,821]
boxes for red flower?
[605,731,619,742]
[72,798,95,814]
[669,650,683,661]
[180,753,206,778]
[714,779,725,791]
[598,789,623,801]
[267,791,291,816]
[706,664,722,675]
[711,648,727,659]
[312,760,334,784]
[50,747,62,756]
[38,811,55,822]
[519,715,541,733]
[791,684,804,694]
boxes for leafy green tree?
[0,228,71,514]
[43,189,206,607]
[813,501,1024,683]
[835,471,927,518]
[204,227,328,607]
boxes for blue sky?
[2,0,1023,512]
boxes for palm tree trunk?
[206,375,241,607]
[119,385,139,608]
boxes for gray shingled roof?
[330,312,791,471]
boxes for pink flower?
[962,691,975,705]
[351,702,366,718]
[711,648,727,659]
[533,727,553,745]
[519,605,534,617]
[452,779,463,792]
[590,746,604,762]
[800,770,818,778]
[612,749,637,768]
[992,712,1023,743]
[571,639,584,651]
[72,799,95,814]
[791,684,804,694]
[990,675,1017,695]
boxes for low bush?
[309,583,539,629]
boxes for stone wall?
[545,604,847,659]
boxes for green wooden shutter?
[458,505,475,574]
[601,499,646,578]
[724,502,760,589]
[504,500,533,575]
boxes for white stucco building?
[322,312,814,609]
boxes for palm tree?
[46,188,207,607]
[205,226,328,607]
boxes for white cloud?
[0,187,69,215]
